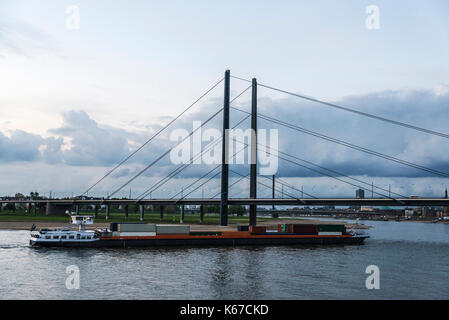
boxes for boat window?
[53,236,59,239]
[69,236,75,239]
[45,236,51,239]
[81,236,86,239]
[61,236,67,239]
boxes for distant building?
[404,209,414,218]
[419,206,437,218]
[356,189,365,199]
[443,206,449,216]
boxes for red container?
[289,224,318,234]
[250,226,267,234]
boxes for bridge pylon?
[249,78,257,226]
[220,70,230,226]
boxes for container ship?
[29,215,368,248]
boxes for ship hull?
[30,235,368,248]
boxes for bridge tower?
[249,78,258,226]
[220,70,230,226]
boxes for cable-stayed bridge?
[3,70,449,225]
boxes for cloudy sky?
[1,0,449,199]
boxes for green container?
[317,224,345,232]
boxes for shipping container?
[289,224,318,234]
[118,223,156,232]
[318,232,342,236]
[277,224,290,233]
[250,226,266,234]
[110,223,118,232]
[278,224,289,232]
[278,223,288,232]
[237,225,249,232]
[317,224,346,232]
[156,225,190,234]
[119,232,156,237]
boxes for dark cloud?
[49,110,132,166]
[255,88,449,178]
[1,87,449,184]
[0,130,44,162]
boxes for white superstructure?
[30,215,100,245]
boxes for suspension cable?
[170,165,220,200]
[108,107,224,198]
[230,169,314,199]
[210,174,249,199]
[174,139,251,202]
[174,169,221,202]
[81,77,224,197]
[231,106,449,179]
[135,87,252,200]
[231,75,449,139]
[230,136,397,199]
[254,141,407,198]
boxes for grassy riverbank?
[0,211,371,232]
[0,211,272,225]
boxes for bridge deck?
[2,198,449,206]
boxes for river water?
[0,220,448,300]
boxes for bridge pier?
[33,203,37,215]
[75,204,80,215]
[45,202,72,216]
[180,205,185,223]
[105,204,110,220]
[200,205,204,224]
[220,69,230,226]
[139,204,144,221]
[125,205,129,220]
[160,205,164,221]
[249,77,258,226]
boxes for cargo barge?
[29,216,368,248]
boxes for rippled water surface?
[1,220,448,299]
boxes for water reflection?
[0,222,448,299]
